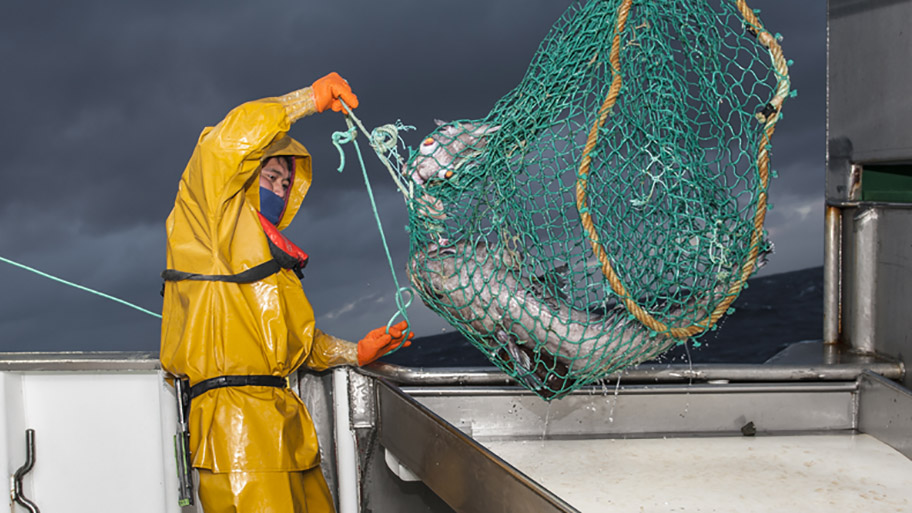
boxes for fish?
[408,240,742,398]
[406,120,499,186]
[404,121,770,398]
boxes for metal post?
[823,205,841,345]
[847,207,879,354]
[333,368,359,513]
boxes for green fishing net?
[403,0,790,400]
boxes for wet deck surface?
[483,433,912,512]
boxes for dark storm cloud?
[763,0,827,200]
[0,1,826,350]
[1,0,571,226]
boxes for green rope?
[0,255,162,319]
[331,100,416,343]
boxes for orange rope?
[575,0,790,339]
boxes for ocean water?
[381,266,824,368]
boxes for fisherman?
[160,72,413,512]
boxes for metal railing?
[360,353,903,387]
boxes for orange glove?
[357,321,414,366]
[311,72,359,113]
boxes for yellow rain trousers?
[161,86,358,513]
[197,468,333,512]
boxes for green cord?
[0,255,162,319]
[331,100,415,346]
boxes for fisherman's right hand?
[312,72,359,113]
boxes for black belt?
[189,375,287,400]
[161,260,282,284]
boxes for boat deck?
[375,356,912,513]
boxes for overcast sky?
[0,0,826,352]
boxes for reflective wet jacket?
[160,88,357,472]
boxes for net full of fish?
[401,0,789,400]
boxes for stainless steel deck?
[373,358,912,513]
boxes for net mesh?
[403,0,790,400]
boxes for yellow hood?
[245,134,312,230]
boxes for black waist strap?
[162,260,282,284]
[189,375,287,400]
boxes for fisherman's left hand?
[312,72,359,113]
[357,321,414,366]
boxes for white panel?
[18,372,172,513]
[1,372,26,511]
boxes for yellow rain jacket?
[160,86,357,474]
